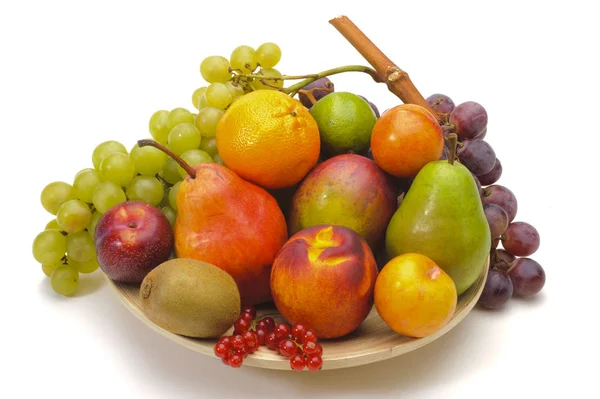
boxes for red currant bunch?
[213,306,324,371]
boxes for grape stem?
[233,65,380,96]
[329,16,443,123]
[447,133,458,165]
[137,140,196,179]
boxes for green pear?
[385,153,490,295]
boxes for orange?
[371,104,443,178]
[374,253,457,338]
[215,90,320,189]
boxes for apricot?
[374,253,457,338]
[270,225,378,339]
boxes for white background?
[1,0,598,398]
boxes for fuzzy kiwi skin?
[140,258,241,338]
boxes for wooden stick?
[329,15,442,123]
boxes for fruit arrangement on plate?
[31,16,545,371]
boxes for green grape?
[251,68,283,91]
[205,83,233,110]
[214,153,226,166]
[56,200,92,234]
[167,107,195,130]
[159,158,183,185]
[73,168,102,204]
[149,110,170,144]
[32,230,67,265]
[167,123,201,156]
[255,42,282,68]
[230,45,257,73]
[45,219,62,231]
[199,137,218,157]
[66,231,96,263]
[161,206,177,227]
[169,181,181,211]
[88,210,102,239]
[92,182,127,214]
[160,187,171,207]
[130,141,167,176]
[71,257,99,274]
[100,152,136,187]
[126,176,164,206]
[195,107,224,138]
[192,87,207,110]
[200,56,231,83]
[42,261,62,278]
[226,81,245,100]
[50,265,79,296]
[40,181,74,215]
[177,150,213,178]
[92,141,127,170]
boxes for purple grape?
[457,139,497,175]
[298,77,334,108]
[426,93,455,122]
[478,158,502,186]
[450,101,488,139]
[475,127,487,139]
[471,172,483,196]
[508,258,545,297]
[502,222,540,256]
[358,95,380,118]
[478,268,513,309]
[494,249,516,267]
[484,203,509,238]
[482,185,518,222]
[439,146,450,160]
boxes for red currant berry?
[291,324,307,343]
[221,354,230,366]
[307,355,323,372]
[274,323,291,341]
[234,318,251,334]
[303,341,322,356]
[218,336,232,346]
[278,339,298,357]
[214,342,230,359]
[241,312,254,322]
[243,331,259,353]
[232,334,246,349]
[290,354,306,371]
[261,317,275,332]
[265,331,279,350]
[255,327,267,346]
[229,354,244,368]
[233,346,248,358]
[303,329,318,343]
[241,305,256,319]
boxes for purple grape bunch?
[427,93,546,310]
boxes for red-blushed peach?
[374,253,457,338]
[95,200,174,283]
[270,224,378,339]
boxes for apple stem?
[137,140,196,179]
[447,133,458,165]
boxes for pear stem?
[137,139,196,179]
[447,133,458,165]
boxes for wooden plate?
[107,259,489,371]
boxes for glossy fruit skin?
[175,163,287,306]
[502,222,540,256]
[270,225,378,339]
[288,154,397,249]
[215,90,320,189]
[478,268,513,309]
[95,201,174,283]
[386,160,491,295]
[371,104,444,178]
[508,258,545,296]
[374,253,457,338]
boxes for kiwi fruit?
[140,258,240,338]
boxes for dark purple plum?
[502,222,540,256]
[478,158,502,186]
[298,77,334,108]
[484,203,509,238]
[450,101,488,139]
[482,185,518,222]
[478,268,513,309]
[457,139,497,175]
[508,258,545,297]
